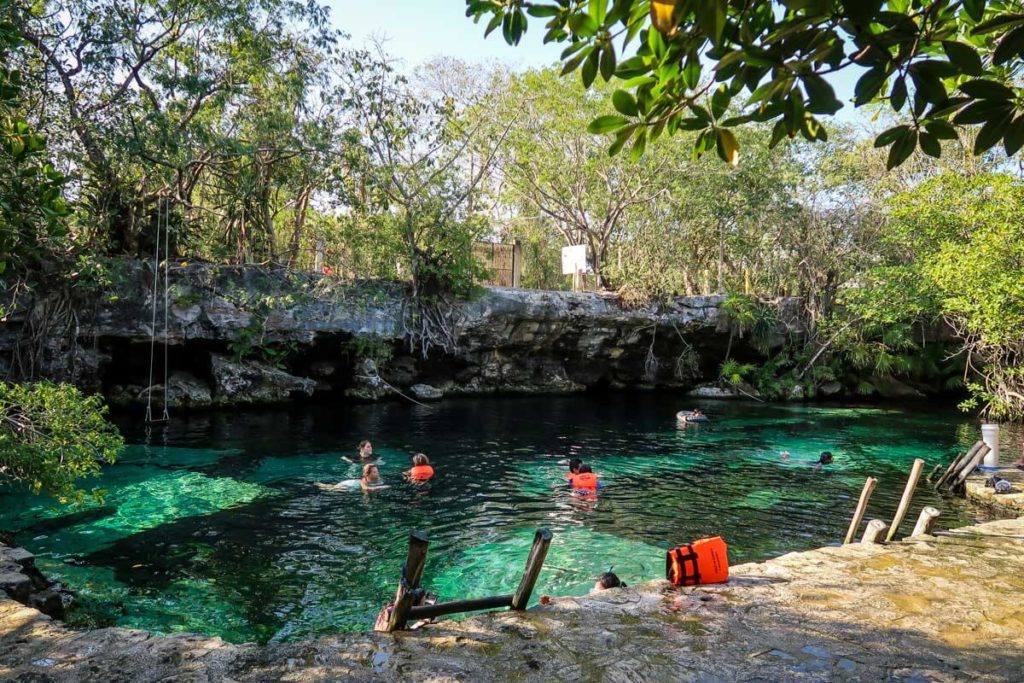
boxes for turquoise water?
[0,395,989,643]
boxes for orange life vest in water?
[571,472,598,490]
[666,537,729,586]
[409,464,434,481]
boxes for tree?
[467,0,1024,168]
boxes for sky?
[325,0,871,126]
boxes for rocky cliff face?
[0,262,804,407]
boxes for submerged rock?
[409,383,443,401]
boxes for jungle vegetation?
[2,0,1024,499]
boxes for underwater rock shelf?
[2,516,1023,681]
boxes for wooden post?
[910,507,941,538]
[935,441,984,489]
[408,595,514,621]
[511,528,553,610]
[861,519,888,544]
[926,464,943,482]
[512,240,522,288]
[953,444,991,488]
[379,531,430,632]
[886,459,925,542]
[843,477,878,545]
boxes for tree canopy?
[466,0,1024,168]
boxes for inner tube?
[676,411,709,422]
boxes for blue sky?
[325,0,870,125]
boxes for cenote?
[0,395,989,644]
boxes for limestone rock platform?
[2,516,1023,682]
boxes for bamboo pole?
[511,528,553,610]
[380,530,430,632]
[886,458,925,542]
[862,519,888,544]
[843,477,878,545]
[926,464,943,482]
[910,507,941,538]
[935,441,984,489]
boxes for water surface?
[0,395,990,643]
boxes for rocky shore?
[2,515,1023,682]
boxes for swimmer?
[342,440,376,464]
[592,569,627,593]
[317,463,389,492]
[406,453,435,482]
[570,464,602,492]
[565,457,583,482]
[781,450,834,471]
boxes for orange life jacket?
[409,464,434,481]
[666,537,729,586]
[572,472,598,490]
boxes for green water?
[0,395,990,643]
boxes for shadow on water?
[0,394,995,643]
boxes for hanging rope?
[144,197,162,424]
[162,196,170,421]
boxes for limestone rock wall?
[0,262,805,407]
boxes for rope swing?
[145,196,171,423]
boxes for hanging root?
[401,295,464,358]
[671,323,699,381]
[644,325,659,381]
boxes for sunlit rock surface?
[2,516,1023,681]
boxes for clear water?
[0,395,993,644]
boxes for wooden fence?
[473,241,522,288]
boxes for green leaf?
[953,99,1013,125]
[993,24,1024,65]
[919,131,941,158]
[527,5,561,18]
[886,128,918,169]
[802,74,842,115]
[588,114,629,134]
[711,85,730,119]
[768,119,788,149]
[854,67,888,105]
[696,0,727,46]
[1004,115,1024,156]
[924,120,958,141]
[612,89,639,116]
[959,79,1015,100]
[715,127,740,165]
[975,111,1014,154]
[874,125,909,148]
[630,128,647,162]
[588,0,607,25]
[910,71,947,104]
[682,52,701,90]
[581,48,599,87]
[608,124,637,156]
[941,41,984,77]
[600,44,617,80]
[971,13,1024,36]
[890,76,907,112]
[963,0,986,22]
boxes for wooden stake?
[408,594,514,620]
[953,444,991,489]
[861,519,888,544]
[379,530,430,632]
[886,458,925,542]
[910,507,941,538]
[935,441,984,489]
[926,464,943,482]
[511,528,553,610]
[843,477,878,545]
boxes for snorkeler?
[406,453,435,482]
[593,569,627,593]
[342,440,376,464]
[781,451,834,470]
[317,463,389,492]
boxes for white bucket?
[981,423,1000,468]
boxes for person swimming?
[342,440,376,464]
[570,464,602,492]
[781,451,834,470]
[407,453,435,482]
[317,463,389,492]
[565,457,583,482]
[592,569,627,592]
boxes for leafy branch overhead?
[467,0,1024,168]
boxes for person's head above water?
[818,451,834,465]
[568,458,583,474]
[362,463,380,481]
[577,464,593,474]
[412,453,430,466]
[358,440,374,459]
[593,571,626,591]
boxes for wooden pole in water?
[935,441,984,489]
[511,528,553,610]
[843,477,878,545]
[380,530,430,632]
[408,595,514,621]
[886,458,925,542]
[861,519,888,544]
[926,464,943,482]
[910,507,941,538]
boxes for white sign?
[561,244,589,275]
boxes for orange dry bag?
[666,537,729,586]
